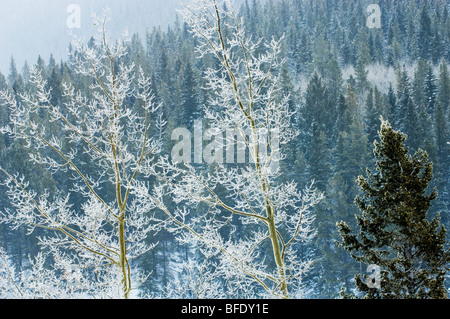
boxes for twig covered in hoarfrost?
[0,10,162,299]
[148,0,324,299]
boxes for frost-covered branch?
[0,11,162,299]
[148,0,324,299]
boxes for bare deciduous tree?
[147,0,324,299]
[0,11,163,299]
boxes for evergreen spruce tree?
[249,0,259,38]
[297,32,312,73]
[334,113,369,203]
[313,172,359,298]
[412,58,429,108]
[365,87,379,144]
[355,57,369,95]
[418,5,432,60]
[21,61,31,86]
[278,63,297,181]
[313,34,331,78]
[180,61,200,127]
[325,56,344,104]
[335,93,350,135]
[403,96,420,151]
[395,67,412,131]
[356,27,371,67]
[279,62,296,112]
[341,33,355,67]
[158,40,170,85]
[386,82,397,124]
[373,86,385,122]
[35,55,47,79]
[424,65,437,118]
[430,23,443,65]
[308,123,331,191]
[302,72,334,142]
[46,61,63,107]
[437,61,449,110]
[0,72,9,130]
[337,120,449,299]
[433,101,450,233]
[7,57,19,85]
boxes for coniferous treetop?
[338,119,449,299]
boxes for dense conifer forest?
[0,0,448,298]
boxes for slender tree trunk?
[118,213,130,299]
[266,204,289,298]
[254,126,289,298]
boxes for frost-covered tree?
[0,11,163,299]
[145,0,323,299]
[337,120,449,299]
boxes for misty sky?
[0,0,183,75]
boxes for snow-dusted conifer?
[337,120,449,299]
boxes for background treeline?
[0,0,448,298]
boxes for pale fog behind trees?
[0,0,183,75]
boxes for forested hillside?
[0,0,448,299]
